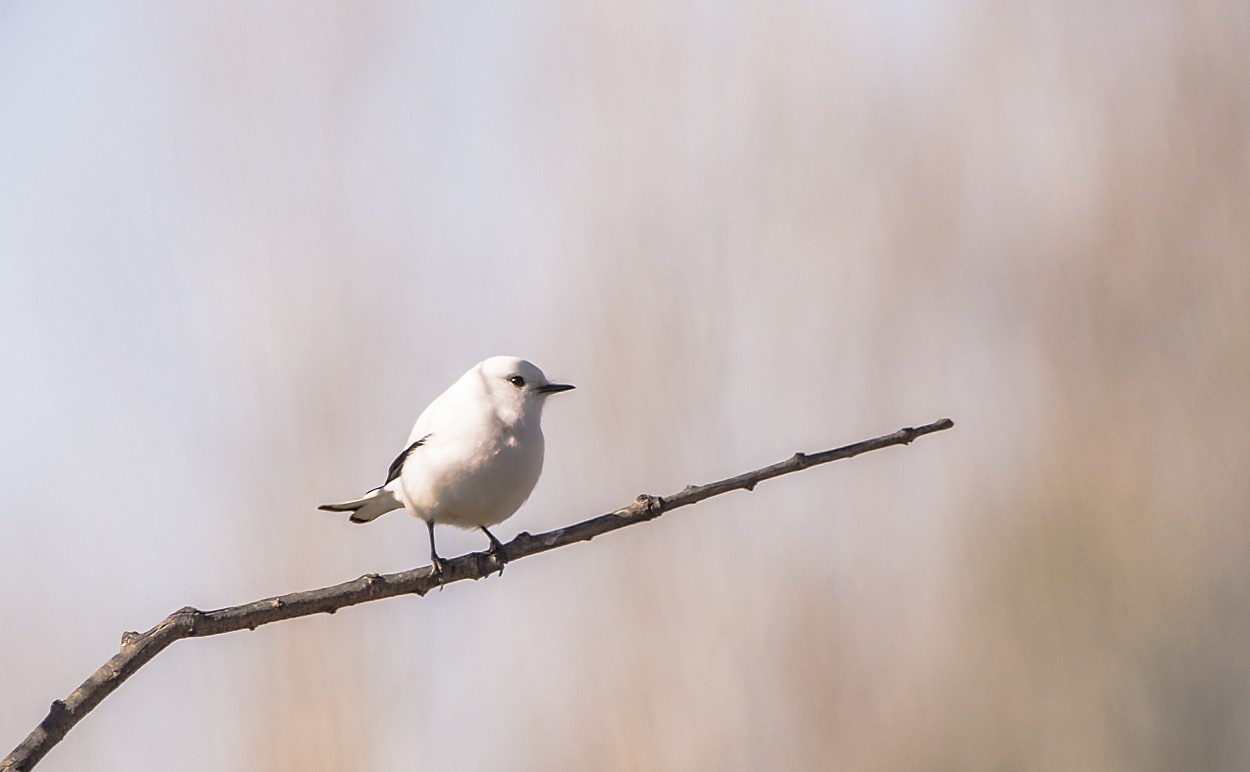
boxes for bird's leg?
[481,526,507,576]
[426,519,446,575]
[481,526,505,554]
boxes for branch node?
[635,494,664,518]
[172,606,204,634]
[120,631,140,648]
[744,481,757,492]
[38,700,71,733]
[792,451,809,467]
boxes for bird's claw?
[480,528,507,576]
[486,544,507,577]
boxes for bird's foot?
[481,527,507,576]
[487,545,507,577]
[429,554,446,577]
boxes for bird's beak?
[537,382,575,394]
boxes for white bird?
[319,356,574,573]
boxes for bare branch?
[2,418,953,771]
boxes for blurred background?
[2,1,1247,769]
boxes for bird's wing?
[385,434,431,485]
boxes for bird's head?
[476,356,574,426]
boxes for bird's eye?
[508,375,526,388]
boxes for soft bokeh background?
[2,1,1247,770]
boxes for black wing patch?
[385,434,431,485]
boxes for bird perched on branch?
[319,356,574,573]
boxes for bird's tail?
[318,486,402,524]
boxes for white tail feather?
[317,486,402,524]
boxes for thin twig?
[2,417,953,771]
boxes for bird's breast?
[399,426,545,528]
